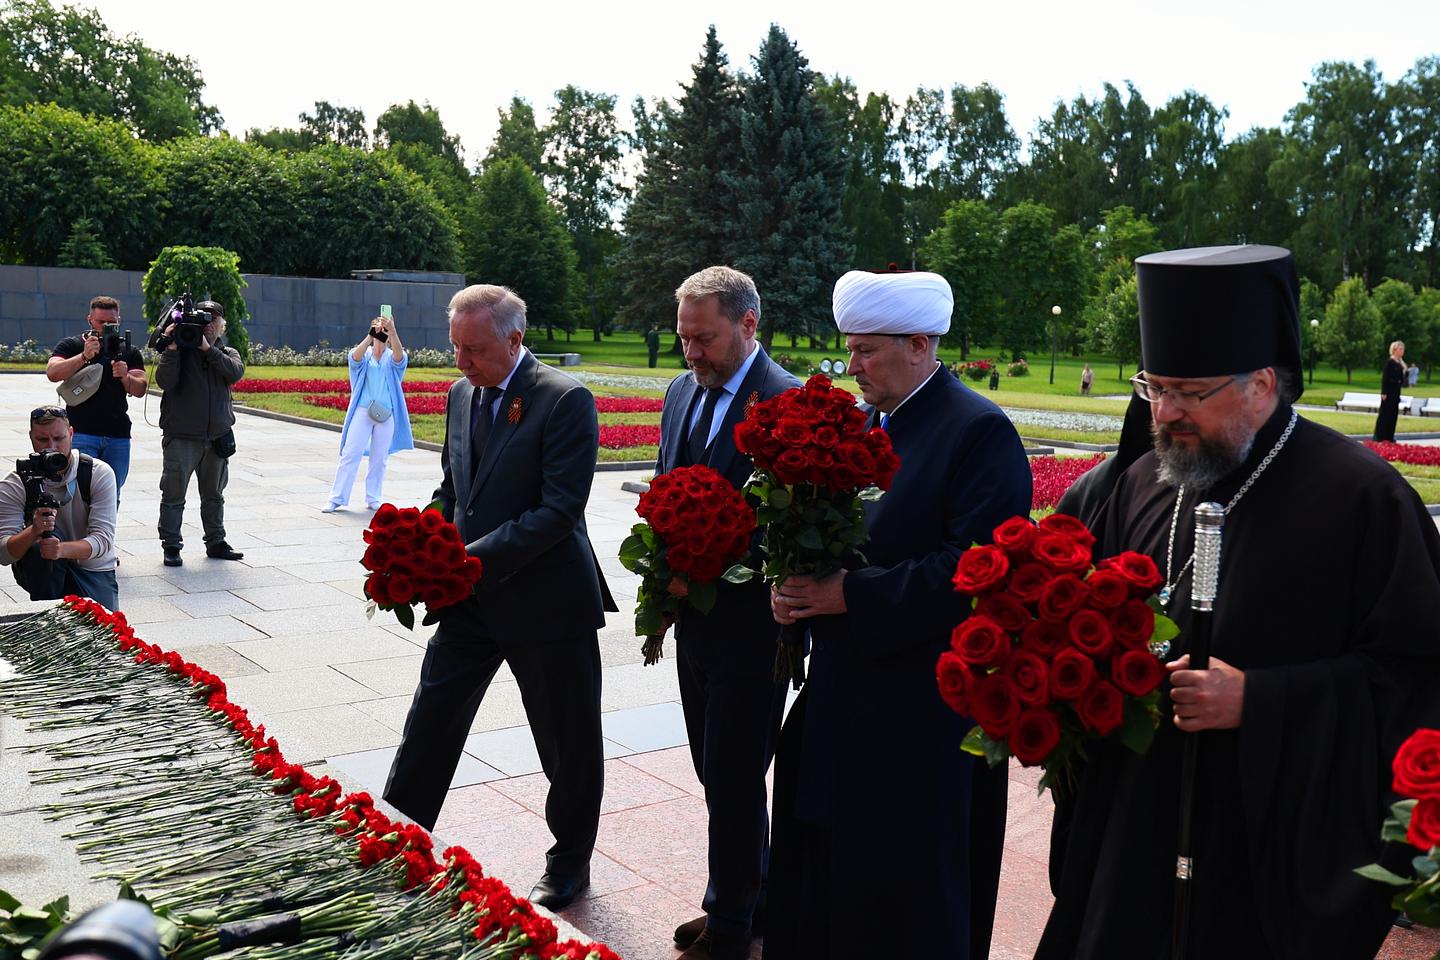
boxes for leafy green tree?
[465,157,577,339]
[918,200,1000,356]
[1372,277,1424,358]
[142,246,250,361]
[943,83,1020,201]
[897,86,949,266]
[995,202,1090,360]
[55,216,113,268]
[1299,277,1327,382]
[1398,57,1440,287]
[299,101,369,149]
[1272,60,1411,288]
[0,0,221,139]
[728,24,850,348]
[374,100,464,170]
[1415,287,1440,379]
[816,77,906,272]
[375,104,474,264]
[156,136,301,276]
[243,126,308,152]
[542,85,627,340]
[1089,205,1162,268]
[1149,91,1226,246]
[1084,261,1141,378]
[620,27,744,335]
[0,102,161,268]
[1212,127,1298,246]
[286,146,461,278]
[1319,277,1383,382]
[484,96,544,172]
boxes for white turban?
[832,270,953,336]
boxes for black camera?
[98,322,132,362]
[38,900,161,960]
[148,293,212,351]
[16,449,67,534]
[370,322,388,343]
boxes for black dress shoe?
[678,929,748,960]
[205,542,244,561]
[163,546,182,567]
[675,914,707,948]
[528,866,589,910]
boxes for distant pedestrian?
[323,315,414,513]
[646,324,661,368]
[1080,363,1093,396]
[988,366,1000,391]
[1374,340,1405,443]
[1407,362,1420,387]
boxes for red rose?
[1076,680,1125,735]
[667,544,696,575]
[935,651,975,716]
[734,420,762,455]
[828,463,859,491]
[1103,551,1164,592]
[1113,649,1164,697]
[1005,650,1051,707]
[970,672,1022,737]
[1032,533,1093,574]
[1393,728,1440,798]
[690,555,724,583]
[1022,620,1070,659]
[774,418,812,447]
[1085,569,1131,610]
[952,545,1010,594]
[1006,562,1051,604]
[1037,513,1097,551]
[993,516,1037,557]
[389,575,416,606]
[1038,574,1090,622]
[1008,708,1062,766]
[840,441,877,481]
[367,573,393,607]
[976,593,1031,634]
[1050,648,1097,701]
[463,556,483,582]
[1109,600,1156,649]
[773,448,810,483]
[1069,609,1114,659]
[372,504,400,529]
[1409,796,1440,851]
[418,510,445,535]
[362,544,392,571]
[813,425,840,448]
[950,615,1011,668]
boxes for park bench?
[1336,392,1416,414]
[534,353,582,366]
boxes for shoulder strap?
[77,453,93,506]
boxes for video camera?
[96,323,132,363]
[16,449,67,534]
[148,293,214,351]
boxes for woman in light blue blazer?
[323,315,414,512]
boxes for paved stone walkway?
[0,371,1434,958]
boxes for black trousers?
[382,617,604,875]
[1374,399,1400,442]
[677,628,788,938]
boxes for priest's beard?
[1151,418,1256,491]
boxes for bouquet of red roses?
[937,513,1178,794]
[735,373,899,688]
[1357,727,1440,929]
[361,503,483,630]
[619,465,757,664]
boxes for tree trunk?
[1346,366,1352,384]
[789,334,797,349]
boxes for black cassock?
[1040,403,1440,959]
[763,369,1033,960]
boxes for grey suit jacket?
[435,350,615,642]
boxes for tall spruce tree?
[728,24,850,348]
[619,26,743,335]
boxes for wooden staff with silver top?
[1172,501,1224,960]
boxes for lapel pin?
[744,390,760,418]
[507,396,523,425]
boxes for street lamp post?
[1049,304,1062,385]
[1309,318,1319,385]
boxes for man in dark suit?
[655,267,799,960]
[766,270,1032,959]
[382,284,614,910]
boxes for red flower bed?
[1365,440,1440,467]
[236,379,454,394]
[595,396,665,413]
[301,394,448,415]
[1031,454,1106,511]
[599,424,660,449]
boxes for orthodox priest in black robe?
[1039,245,1440,959]
[765,270,1032,959]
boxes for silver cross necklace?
[1159,409,1299,609]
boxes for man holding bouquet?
[1038,245,1440,958]
[382,284,615,912]
[767,270,1032,959]
[655,266,799,960]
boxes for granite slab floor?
[1,372,1435,958]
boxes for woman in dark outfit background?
[1374,340,1405,442]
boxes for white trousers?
[328,408,396,507]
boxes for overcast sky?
[87,0,1439,167]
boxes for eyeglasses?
[1130,374,1238,410]
[30,405,69,422]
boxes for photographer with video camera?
[45,296,147,497]
[153,296,244,568]
[0,405,119,609]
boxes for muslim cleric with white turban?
[831,269,953,336]
[765,267,1031,959]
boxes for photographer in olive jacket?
[154,300,245,567]
[0,405,119,609]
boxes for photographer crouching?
[0,406,119,609]
[153,297,244,568]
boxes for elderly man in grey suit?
[383,284,614,910]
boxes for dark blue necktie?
[686,387,723,466]
[471,386,499,474]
